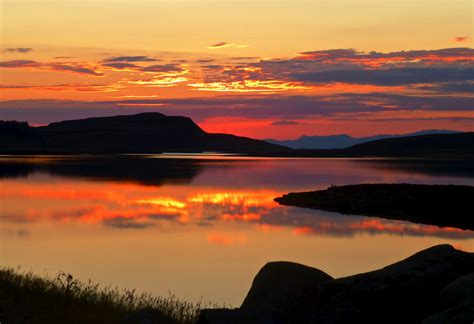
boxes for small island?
[275,183,474,231]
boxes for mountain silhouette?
[265,129,461,149]
[0,113,290,154]
[342,132,474,157]
[1,114,472,157]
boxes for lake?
[1,155,473,306]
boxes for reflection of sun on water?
[2,179,473,241]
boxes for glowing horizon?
[1,0,473,139]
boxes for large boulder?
[240,261,333,321]
[314,244,474,323]
[199,245,474,323]
[439,272,474,309]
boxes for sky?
[0,0,473,139]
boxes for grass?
[0,267,219,324]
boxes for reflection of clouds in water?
[207,233,248,246]
[1,228,31,238]
[103,217,155,229]
[260,207,474,240]
[2,182,473,240]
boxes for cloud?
[295,48,474,66]
[2,92,473,126]
[4,47,33,53]
[416,81,474,93]
[102,62,185,75]
[142,64,185,73]
[0,84,120,92]
[231,56,261,60]
[102,62,138,70]
[291,67,474,86]
[0,60,41,68]
[270,120,300,126]
[103,55,159,62]
[195,59,215,63]
[188,80,309,92]
[0,60,104,76]
[208,42,248,49]
[453,36,469,43]
[190,47,474,93]
[1,59,184,77]
[48,63,105,76]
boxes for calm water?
[1,155,473,305]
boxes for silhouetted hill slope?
[0,113,290,154]
[343,132,474,157]
[1,114,472,156]
[284,132,474,158]
[266,129,461,149]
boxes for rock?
[240,261,332,321]
[422,272,474,324]
[422,302,474,324]
[439,272,474,309]
[314,244,474,323]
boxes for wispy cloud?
[0,60,41,68]
[208,42,248,49]
[103,55,159,63]
[270,120,300,126]
[4,47,33,53]
[0,84,120,92]
[0,60,104,76]
[291,67,474,86]
[48,62,105,76]
[2,92,472,125]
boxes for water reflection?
[1,158,473,240]
[354,158,474,178]
[1,155,474,304]
[0,155,202,185]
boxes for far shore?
[275,183,474,231]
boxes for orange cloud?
[188,80,310,93]
[126,76,188,87]
[453,36,469,43]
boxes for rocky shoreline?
[274,184,474,231]
[199,245,474,323]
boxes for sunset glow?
[1,0,472,138]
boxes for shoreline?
[275,183,474,231]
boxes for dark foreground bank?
[2,245,473,323]
[275,183,474,231]
[200,244,474,323]
[0,269,213,324]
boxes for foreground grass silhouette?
[0,267,217,324]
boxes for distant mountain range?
[265,130,462,149]
[1,113,472,158]
[0,113,290,154]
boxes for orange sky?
[1,0,473,138]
